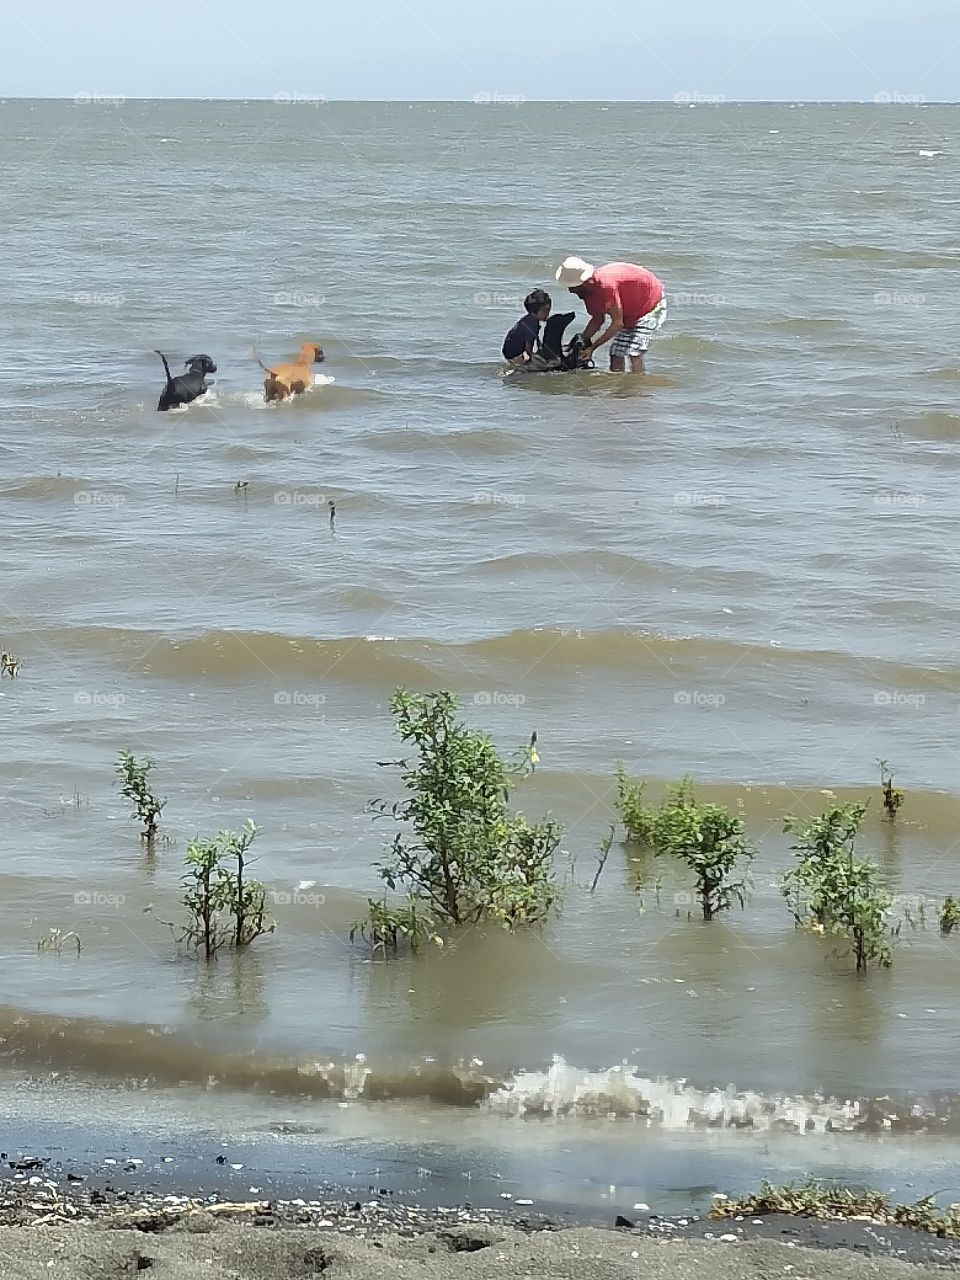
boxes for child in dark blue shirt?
[502,289,551,365]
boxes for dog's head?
[298,342,325,365]
[185,354,217,374]
[566,333,587,364]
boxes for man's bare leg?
[610,354,626,372]
[628,353,646,373]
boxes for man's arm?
[583,303,623,356]
[581,315,603,343]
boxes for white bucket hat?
[555,255,595,287]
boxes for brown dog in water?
[254,342,325,402]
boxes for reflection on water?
[187,948,269,1023]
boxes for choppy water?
[2,99,960,1196]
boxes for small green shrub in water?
[352,690,562,953]
[115,749,166,841]
[878,758,904,821]
[179,821,269,959]
[614,762,655,843]
[940,895,960,935]
[655,794,753,921]
[36,928,81,956]
[782,803,896,972]
[0,651,21,678]
[614,768,750,919]
[614,766,698,847]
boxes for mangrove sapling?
[181,836,230,959]
[614,762,655,843]
[940,896,960,935]
[115,749,166,841]
[0,651,21,678]
[782,803,897,972]
[351,896,437,956]
[505,731,540,782]
[220,820,267,947]
[614,766,700,850]
[353,689,562,953]
[179,822,270,959]
[654,798,754,920]
[41,787,89,820]
[591,825,616,893]
[37,928,81,955]
[878,758,904,821]
[614,769,749,918]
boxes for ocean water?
[2,99,960,1203]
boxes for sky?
[3,1,959,100]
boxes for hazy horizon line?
[1,95,955,105]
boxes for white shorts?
[610,298,667,356]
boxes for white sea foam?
[223,375,336,410]
[483,1055,866,1133]
[165,388,217,414]
[918,149,942,158]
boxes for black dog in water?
[155,351,217,411]
[535,312,592,371]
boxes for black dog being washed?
[535,312,593,372]
[155,351,217,411]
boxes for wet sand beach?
[3,1164,960,1277]
[3,1204,960,1279]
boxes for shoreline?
[2,1164,960,1275]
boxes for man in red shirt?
[555,256,666,373]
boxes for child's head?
[524,289,552,321]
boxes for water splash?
[483,1056,940,1134]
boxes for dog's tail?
[154,350,174,382]
[249,345,273,375]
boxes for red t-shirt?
[585,262,664,328]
